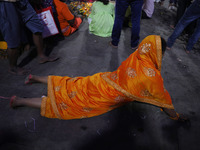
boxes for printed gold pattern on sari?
[83,107,93,112]
[101,73,174,109]
[143,67,156,77]
[140,89,153,98]
[138,43,151,55]
[126,67,137,78]
[54,86,61,92]
[68,91,77,99]
[110,73,118,81]
[114,95,126,103]
[59,102,68,110]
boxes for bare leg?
[11,96,42,109]
[32,33,44,57]
[25,74,48,84]
[163,108,177,118]
[33,33,59,64]
[7,48,29,75]
[162,108,188,121]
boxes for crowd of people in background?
[0,0,199,75]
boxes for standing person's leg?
[186,19,200,52]
[0,2,29,75]
[111,0,129,47]
[167,1,200,49]
[10,96,42,108]
[175,0,188,26]
[130,0,143,49]
[32,33,44,57]
[17,0,58,64]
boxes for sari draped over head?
[41,35,174,120]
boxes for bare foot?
[38,55,59,64]
[109,41,118,49]
[9,67,30,76]
[10,96,20,108]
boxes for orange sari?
[41,35,174,120]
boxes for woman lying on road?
[10,35,188,121]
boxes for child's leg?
[11,96,42,109]
[25,75,48,84]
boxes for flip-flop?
[25,74,33,85]
[10,95,16,108]
[39,56,59,64]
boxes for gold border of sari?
[155,35,162,71]
[47,76,62,119]
[40,97,47,116]
[102,73,174,109]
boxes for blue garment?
[0,0,43,48]
[16,0,44,33]
[111,0,143,48]
[167,0,200,51]
[169,0,177,4]
[0,2,27,48]
[42,0,56,13]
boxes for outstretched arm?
[162,108,189,122]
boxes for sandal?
[25,74,33,85]
[10,95,16,108]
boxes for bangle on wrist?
[170,112,180,120]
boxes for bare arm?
[162,108,189,122]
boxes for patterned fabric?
[41,35,174,120]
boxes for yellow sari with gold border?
[41,35,174,120]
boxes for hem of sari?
[40,96,47,117]
[47,76,62,119]
[101,73,174,109]
[155,35,162,71]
